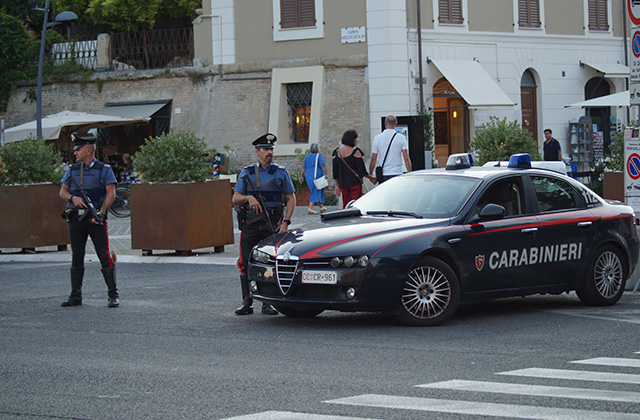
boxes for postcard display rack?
[569,116,593,173]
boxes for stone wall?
[1,64,368,176]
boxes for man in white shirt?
[369,114,412,183]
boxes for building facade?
[193,0,633,168]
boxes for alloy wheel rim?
[594,251,623,298]
[403,266,450,319]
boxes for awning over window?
[564,91,629,108]
[101,100,170,118]
[430,59,515,107]
[580,61,629,78]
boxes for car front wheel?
[577,244,626,306]
[396,257,460,326]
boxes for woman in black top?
[332,130,375,208]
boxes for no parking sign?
[624,128,640,211]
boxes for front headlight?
[252,249,271,264]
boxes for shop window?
[518,0,541,28]
[439,0,463,24]
[286,83,312,144]
[588,0,609,31]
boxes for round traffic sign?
[629,0,640,26]
[627,153,640,180]
[634,32,640,57]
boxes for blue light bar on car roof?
[446,153,472,170]
[507,153,532,169]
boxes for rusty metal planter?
[130,180,234,254]
[0,183,69,249]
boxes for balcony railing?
[50,27,194,72]
[110,27,193,70]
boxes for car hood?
[259,216,451,259]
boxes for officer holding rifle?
[232,133,296,315]
[59,133,119,308]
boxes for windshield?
[351,174,481,218]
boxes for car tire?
[576,244,626,306]
[396,257,460,326]
[273,305,324,318]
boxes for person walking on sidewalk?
[59,133,119,307]
[232,133,296,315]
[369,115,412,183]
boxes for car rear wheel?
[396,257,460,326]
[273,305,324,318]
[576,244,626,306]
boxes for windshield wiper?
[321,208,362,221]
[365,210,423,219]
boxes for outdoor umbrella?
[3,110,149,143]
[564,91,630,108]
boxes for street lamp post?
[35,0,77,138]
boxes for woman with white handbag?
[299,143,329,214]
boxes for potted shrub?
[0,136,69,251]
[130,130,234,255]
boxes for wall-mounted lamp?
[452,111,458,119]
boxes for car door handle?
[521,228,538,234]
[448,238,462,244]
[577,221,592,227]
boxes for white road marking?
[325,394,639,420]
[571,357,640,368]
[498,368,640,384]
[220,412,379,420]
[418,379,640,403]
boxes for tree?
[470,116,542,164]
[0,13,38,111]
[87,0,161,32]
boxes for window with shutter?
[438,0,463,24]
[518,0,541,28]
[588,0,609,31]
[281,0,316,29]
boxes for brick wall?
[2,65,368,176]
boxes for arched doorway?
[520,69,537,141]
[432,78,468,166]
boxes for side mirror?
[478,203,505,221]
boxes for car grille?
[276,255,299,295]
[258,283,342,300]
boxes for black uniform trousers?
[68,213,112,269]
[239,221,275,275]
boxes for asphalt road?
[1,262,639,420]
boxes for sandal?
[307,209,318,215]
[319,206,327,213]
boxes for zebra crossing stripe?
[417,379,640,403]
[571,357,640,368]
[220,411,381,420]
[498,368,640,384]
[325,394,639,420]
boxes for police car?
[247,153,639,325]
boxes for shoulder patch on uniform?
[104,164,111,168]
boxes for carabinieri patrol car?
[247,153,639,325]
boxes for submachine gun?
[78,189,104,225]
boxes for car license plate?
[301,270,337,284]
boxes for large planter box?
[130,180,234,254]
[0,183,69,249]
[603,171,624,202]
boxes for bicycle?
[109,183,131,218]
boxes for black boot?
[61,266,83,307]
[235,274,253,315]
[101,267,119,307]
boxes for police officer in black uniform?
[232,133,296,315]
[59,133,119,307]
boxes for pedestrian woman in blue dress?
[299,143,328,214]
